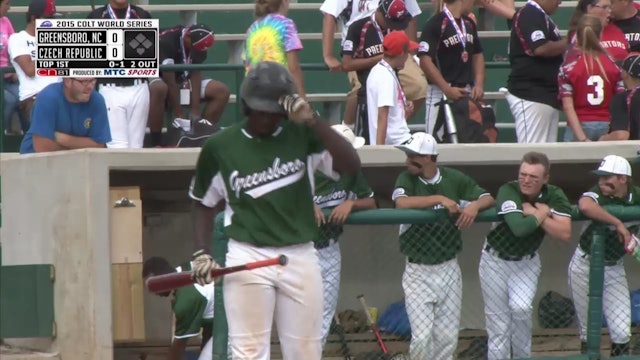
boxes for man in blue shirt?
[20,77,111,154]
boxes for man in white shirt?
[367,31,415,145]
[8,0,61,123]
[320,0,426,128]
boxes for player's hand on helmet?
[314,204,326,226]
[328,200,354,224]
[279,94,317,125]
[456,201,479,229]
[439,196,460,215]
[615,222,631,245]
[444,86,468,101]
[191,249,221,286]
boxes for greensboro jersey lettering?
[313,171,374,247]
[392,167,490,264]
[579,185,640,262]
[488,181,572,257]
[558,48,624,121]
[190,121,335,247]
[173,262,214,338]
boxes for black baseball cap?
[28,0,62,19]
[621,53,640,78]
[378,0,412,30]
[188,24,214,63]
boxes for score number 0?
[106,29,124,61]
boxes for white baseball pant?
[100,82,150,149]
[568,247,631,344]
[199,336,213,360]
[223,239,323,360]
[503,89,559,143]
[403,258,461,360]
[318,239,341,348]
[479,248,541,360]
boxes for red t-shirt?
[570,23,629,61]
[558,48,624,121]
[635,2,640,10]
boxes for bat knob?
[278,255,288,266]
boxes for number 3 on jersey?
[587,75,604,106]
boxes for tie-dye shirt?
[244,13,303,73]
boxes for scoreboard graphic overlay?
[35,19,159,78]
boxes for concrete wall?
[1,142,640,357]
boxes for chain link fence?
[210,206,640,360]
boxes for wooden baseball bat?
[146,255,288,293]
[357,294,388,354]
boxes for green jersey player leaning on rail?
[187,61,361,360]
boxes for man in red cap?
[7,0,61,125]
[365,31,417,145]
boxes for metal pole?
[586,223,606,360]
[441,93,459,144]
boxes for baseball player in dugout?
[601,52,640,140]
[569,155,639,357]
[312,124,376,349]
[504,0,567,144]
[418,0,485,137]
[610,0,640,52]
[187,61,361,360]
[87,0,151,149]
[341,0,422,144]
[142,257,215,360]
[327,0,426,133]
[392,132,495,360]
[149,23,230,147]
[479,152,572,360]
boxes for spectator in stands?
[19,78,111,154]
[366,31,416,145]
[503,0,567,143]
[600,53,640,140]
[87,0,152,149]
[245,0,306,98]
[320,0,426,130]
[1,0,25,136]
[611,0,640,52]
[341,0,417,144]
[559,15,624,142]
[567,0,630,60]
[418,0,485,137]
[570,155,637,357]
[432,0,516,28]
[479,152,572,360]
[393,131,494,360]
[150,24,229,147]
[8,0,61,126]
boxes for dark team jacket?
[417,11,482,86]
[608,87,640,140]
[507,3,563,109]
[87,4,152,86]
[159,26,208,81]
[612,9,640,52]
[342,16,387,97]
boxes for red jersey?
[558,48,624,121]
[570,23,629,61]
[635,2,640,10]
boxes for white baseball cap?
[331,124,365,149]
[395,132,439,155]
[592,155,632,176]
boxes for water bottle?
[627,234,640,263]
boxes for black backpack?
[433,96,498,144]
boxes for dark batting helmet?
[240,61,298,115]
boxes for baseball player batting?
[313,124,376,348]
[479,152,572,360]
[187,61,361,360]
[569,155,639,357]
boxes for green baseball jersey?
[189,120,337,247]
[392,167,490,265]
[172,262,214,339]
[487,181,572,257]
[579,185,640,262]
[313,171,374,246]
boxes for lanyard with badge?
[378,59,408,113]
[179,27,191,106]
[442,5,469,63]
[107,4,131,19]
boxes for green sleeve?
[392,171,414,201]
[503,212,543,237]
[549,186,572,217]
[349,171,374,199]
[496,183,523,215]
[189,137,220,205]
[172,288,208,339]
[459,173,490,201]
